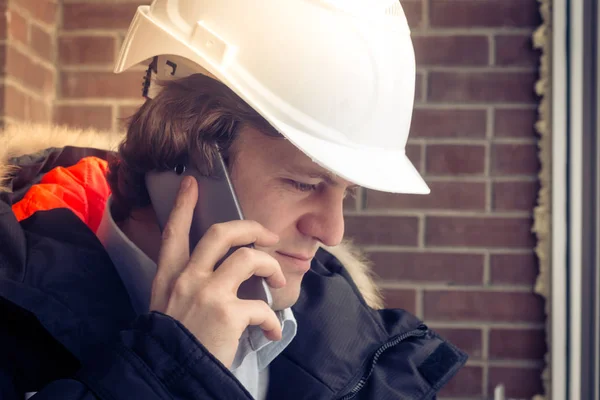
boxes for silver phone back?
[145,154,273,307]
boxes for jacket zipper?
[337,325,428,400]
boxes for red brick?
[18,0,58,25]
[366,181,486,211]
[368,251,483,285]
[27,96,51,123]
[425,144,485,175]
[381,289,417,314]
[430,0,541,28]
[8,9,28,45]
[438,366,483,397]
[4,84,27,120]
[489,328,546,360]
[490,253,538,285]
[344,216,419,246]
[488,367,544,398]
[429,71,538,103]
[411,108,486,138]
[63,2,146,31]
[494,108,538,138]
[493,180,539,211]
[413,35,488,66]
[425,216,535,248]
[495,34,540,67]
[30,25,53,62]
[433,328,483,359]
[406,143,422,172]
[492,143,539,176]
[61,71,143,99]
[55,105,113,130]
[424,290,545,322]
[6,46,55,94]
[399,0,423,29]
[59,35,116,65]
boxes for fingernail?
[180,176,192,192]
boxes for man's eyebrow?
[286,166,359,189]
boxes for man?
[0,0,467,399]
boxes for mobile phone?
[145,152,273,307]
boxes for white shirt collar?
[96,196,297,371]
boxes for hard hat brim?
[270,118,430,195]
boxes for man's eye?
[289,180,318,192]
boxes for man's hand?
[149,176,286,368]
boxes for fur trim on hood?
[0,123,384,309]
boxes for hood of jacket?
[0,123,384,309]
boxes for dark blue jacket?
[0,146,467,399]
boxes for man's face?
[229,127,355,310]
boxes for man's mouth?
[275,251,314,273]
[276,251,313,261]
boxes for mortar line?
[7,41,56,72]
[8,3,55,31]
[410,137,537,145]
[354,187,365,211]
[55,98,144,106]
[421,70,428,103]
[111,104,119,133]
[482,325,490,399]
[488,34,496,66]
[388,175,538,183]
[486,179,493,213]
[483,252,491,286]
[1,77,51,102]
[422,65,537,73]
[412,103,537,110]
[416,288,424,319]
[422,0,430,28]
[377,283,536,292]
[362,246,534,254]
[60,64,147,72]
[410,27,536,35]
[418,214,426,248]
[343,209,532,217]
[29,18,58,35]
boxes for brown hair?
[107,73,279,222]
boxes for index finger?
[187,220,279,274]
[155,176,198,289]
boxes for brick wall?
[359,1,543,398]
[56,0,145,131]
[14,0,544,398]
[1,0,57,126]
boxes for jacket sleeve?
[18,313,254,400]
[1,192,253,399]
[349,329,465,400]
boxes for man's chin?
[270,287,301,311]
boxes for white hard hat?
[114,0,429,194]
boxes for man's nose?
[297,192,345,247]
